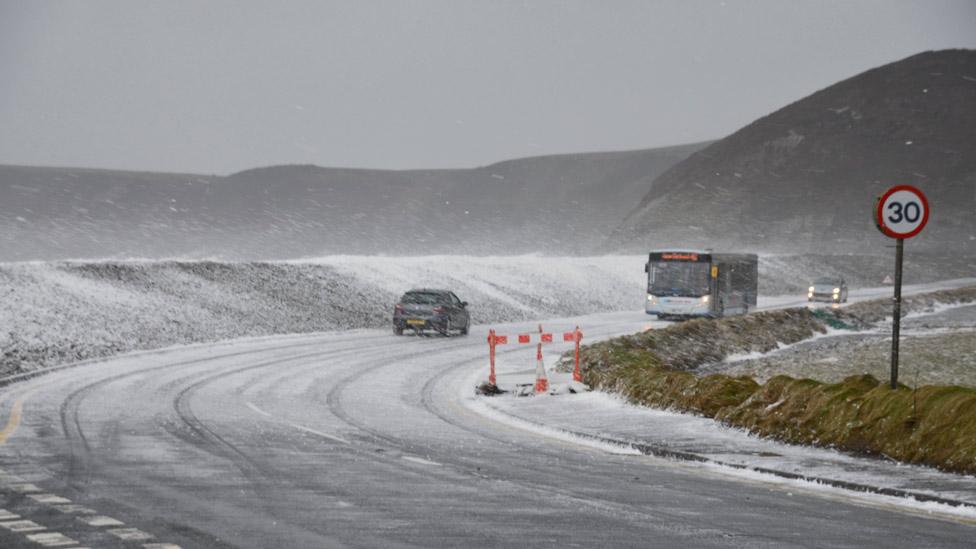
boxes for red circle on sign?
[876,185,929,239]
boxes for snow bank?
[0,256,645,375]
[4,254,970,378]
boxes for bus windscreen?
[648,261,710,297]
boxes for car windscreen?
[401,292,447,305]
[813,278,840,285]
[648,262,710,297]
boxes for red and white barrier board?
[486,324,583,392]
[489,331,580,345]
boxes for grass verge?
[575,288,976,475]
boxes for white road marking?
[108,527,155,541]
[26,531,78,546]
[143,544,183,549]
[0,519,46,532]
[245,402,272,417]
[8,483,42,493]
[28,493,72,504]
[401,455,442,467]
[0,475,25,485]
[288,422,350,445]
[78,514,125,527]
[52,504,97,514]
[0,509,19,520]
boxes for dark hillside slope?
[0,143,704,260]
[609,50,976,255]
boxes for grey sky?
[1,1,974,175]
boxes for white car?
[808,277,848,303]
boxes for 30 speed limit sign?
[874,184,929,389]
[875,185,929,239]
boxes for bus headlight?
[647,294,657,303]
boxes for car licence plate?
[406,319,425,326]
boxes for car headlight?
[701,295,710,303]
[808,292,814,298]
[833,288,840,294]
[808,286,815,293]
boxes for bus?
[644,250,758,319]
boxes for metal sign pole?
[488,329,497,386]
[890,238,904,389]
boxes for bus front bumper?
[646,295,711,317]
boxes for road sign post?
[891,237,903,389]
[874,185,929,389]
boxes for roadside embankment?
[0,257,643,376]
[842,285,976,323]
[705,305,976,386]
[576,286,976,474]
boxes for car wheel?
[460,321,469,335]
[439,318,451,337]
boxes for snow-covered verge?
[0,256,646,376]
[473,389,976,519]
[701,286,976,385]
[573,288,976,475]
[704,305,976,386]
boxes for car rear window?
[402,292,447,305]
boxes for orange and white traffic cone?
[534,325,549,394]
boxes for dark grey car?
[393,289,470,336]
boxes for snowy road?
[0,283,975,547]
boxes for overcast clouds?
[1,0,974,174]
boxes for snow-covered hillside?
[3,253,973,377]
[0,256,644,375]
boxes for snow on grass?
[458,363,640,456]
[0,256,647,375]
[698,462,976,523]
[710,304,976,386]
[901,300,974,321]
[714,326,866,366]
[301,254,647,321]
[722,349,779,363]
[468,385,976,519]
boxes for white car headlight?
[808,286,815,292]
[701,295,710,303]
[833,288,840,294]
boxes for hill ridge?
[609,49,976,255]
